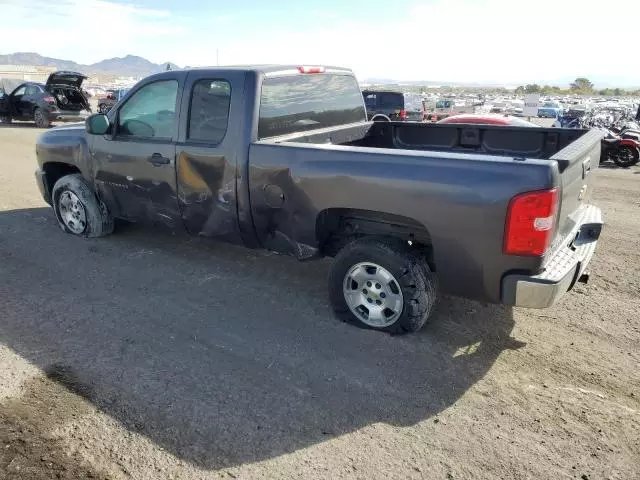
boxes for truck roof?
[144,65,353,80]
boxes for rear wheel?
[52,173,114,238]
[329,237,437,334]
[34,108,51,128]
[613,146,640,168]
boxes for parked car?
[437,114,539,127]
[538,101,563,118]
[98,88,129,114]
[424,98,474,121]
[362,90,407,121]
[0,71,91,127]
[34,65,604,334]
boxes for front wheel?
[613,146,640,168]
[329,237,437,334]
[52,173,114,238]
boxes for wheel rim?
[342,262,404,328]
[35,110,44,126]
[58,191,87,234]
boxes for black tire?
[52,173,114,238]
[34,108,51,128]
[612,146,640,168]
[0,114,11,124]
[329,237,437,334]
[98,104,109,114]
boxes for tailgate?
[549,129,604,248]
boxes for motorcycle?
[609,121,640,142]
[600,129,640,168]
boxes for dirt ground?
[0,124,638,480]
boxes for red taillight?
[43,95,56,104]
[504,188,558,256]
[399,109,407,120]
[297,65,325,74]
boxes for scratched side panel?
[176,148,241,243]
[247,142,557,302]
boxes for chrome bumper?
[502,205,603,308]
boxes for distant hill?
[0,52,179,78]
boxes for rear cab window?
[258,72,366,139]
[187,79,231,144]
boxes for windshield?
[435,100,452,109]
[258,73,366,139]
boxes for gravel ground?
[0,124,638,480]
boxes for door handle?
[148,153,170,166]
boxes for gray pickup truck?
[34,65,604,334]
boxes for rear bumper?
[47,110,91,122]
[501,205,603,308]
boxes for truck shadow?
[0,207,523,470]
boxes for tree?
[613,88,623,96]
[524,84,540,93]
[570,77,593,92]
[515,86,525,94]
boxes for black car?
[362,90,407,121]
[0,71,91,128]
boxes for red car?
[437,114,539,127]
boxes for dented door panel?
[175,70,250,244]
[176,149,240,243]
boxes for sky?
[0,0,638,86]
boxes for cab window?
[117,80,178,139]
[187,79,231,144]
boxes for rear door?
[377,92,404,120]
[174,70,245,243]
[91,74,182,228]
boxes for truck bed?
[249,122,602,304]
[275,121,588,163]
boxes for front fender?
[36,123,92,178]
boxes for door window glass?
[12,86,26,97]
[117,80,178,139]
[187,80,231,144]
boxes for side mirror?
[85,114,110,135]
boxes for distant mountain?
[0,52,179,78]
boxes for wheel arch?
[371,114,391,122]
[315,208,436,271]
[42,162,82,202]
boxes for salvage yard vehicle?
[424,98,474,122]
[362,90,407,121]
[0,71,91,127]
[98,88,129,114]
[34,65,604,334]
[437,113,539,127]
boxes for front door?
[91,75,182,229]
[8,85,28,119]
